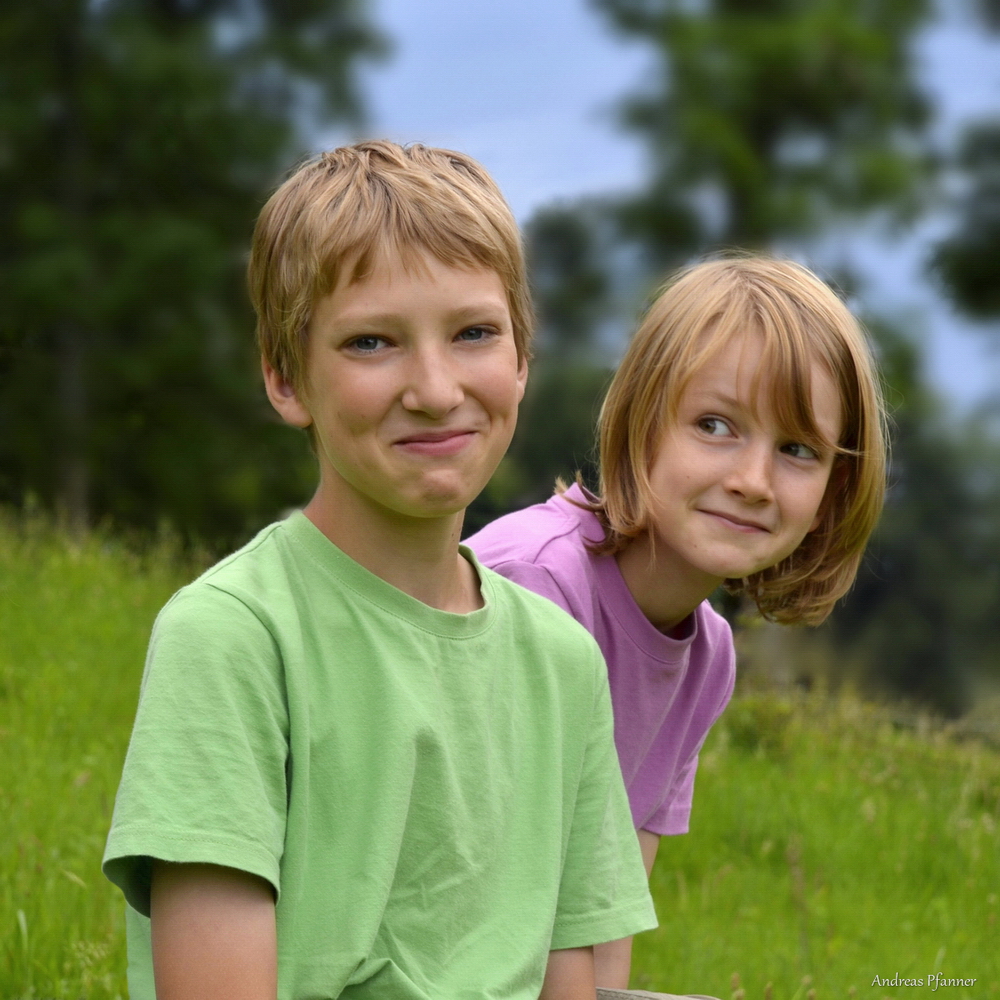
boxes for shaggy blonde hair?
[248,140,533,398]
[589,255,887,626]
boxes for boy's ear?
[262,358,313,429]
[515,355,529,404]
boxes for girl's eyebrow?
[690,389,744,410]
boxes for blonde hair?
[248,140,533,398]
[589,255,887,626]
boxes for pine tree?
[0,0,384,545]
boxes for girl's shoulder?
[692,599,737,668]
[466,485,602,568]
[466,489,607,620]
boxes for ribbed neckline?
[561,485,699,664]
[281,510,498,640]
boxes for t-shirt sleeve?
[641,626,737,837]
[641,752,699,836]
[102,584,289,917]
[550,647,658,949]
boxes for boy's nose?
[400,349,464,417]
[725,442,774,504]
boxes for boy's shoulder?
[153,515,297,626]
[163,514,602,668]
[153,513,378,662]
[190,513,297,591]
[167,509,378,612]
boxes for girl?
[467,255,887,988]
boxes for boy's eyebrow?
[334,300,510,330]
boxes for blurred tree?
[930,4,1000,323]
[496,0,936,521]
[595,0,934,263]
[821,0,1000,713]
[977,0,1000,29]
[828,322,1000,714]
[527,203,612,358]
[0,0,384,546]
[508,204,614,502]
[932,124,1000,318]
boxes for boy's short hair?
[592,255,887,626]
[248,140,533,398]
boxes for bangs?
[313,164,515,298]
[336,225,505,292]
[666,289,853,460]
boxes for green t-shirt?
[103,511,656,999]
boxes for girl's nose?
[725,441,774,504]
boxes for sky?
[325,0,1000,414]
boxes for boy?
[102,140,656,1000]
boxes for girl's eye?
[456,325,495,343]
[346,335,388,353]
[697,417,732,437]
[782,441,818,460]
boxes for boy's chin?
[402,469,500,516]
[383,484,485,521]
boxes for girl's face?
[643,329,841,586]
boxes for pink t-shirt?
[466,484,735,836]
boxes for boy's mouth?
[393,429,478,456]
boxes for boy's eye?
[782,441,818,460]
[697,417,732,437]
[346,335,389,353]
[456,325,495,343]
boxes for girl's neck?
[615,531,722,635]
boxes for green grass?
[632,695,1000,999]
[0,514,198,999]
[1,515,998,999]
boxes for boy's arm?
[540,946,596,1000]
[150,861,277,1000]
[593,828,661,988]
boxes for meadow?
[1,515,998,999]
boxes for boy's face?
[265,249,526,523]
[642,329,841,586]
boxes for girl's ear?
[262,358,313,429]
[810,456,849,533]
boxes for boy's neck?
[615,532,721,635]
[302,486,483,614]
